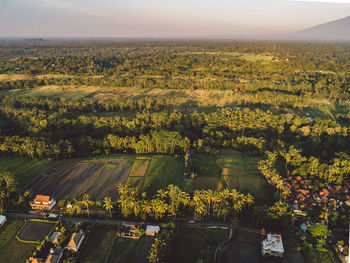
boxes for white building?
[261,233,284,257]
[0,215,6,228]
[146,225,160,236]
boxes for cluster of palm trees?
[117,184,254,221]
[0,171,15,212]
[62,194,114,218]
[58,184,254,221]
[258,151,291,199]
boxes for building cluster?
[117,222,160,238]
[283,176,350,219]
[30,231,86,263]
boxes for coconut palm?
[81,194,93,217]
[0,172,15,198]
[0,190,6,212]
[103,196,114,218]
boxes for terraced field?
[193,151,272,204]
[27,155,184,200]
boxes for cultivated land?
[27,154,184,200]
[170,227,229,263]
[17,220,57,242]
[78,225,117,263]
[0,219,36,263]
[0,157,51,190]
[193,151,272,204]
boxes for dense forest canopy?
[0,40,349,186]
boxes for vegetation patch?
[0,157,51,190]
[170,228,229,263]
[79,225,117,263]
[195,177,225,191]
[0,219,24,250]
[16,219,57,243]
[129,159,150,177]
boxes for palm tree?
[103,196,114,218]
[81,194,93,217]
[0,190,6,212]
[0,172,15,198]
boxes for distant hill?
[274,16,350,42]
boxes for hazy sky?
[1,0,350,38]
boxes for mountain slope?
[278,16,350,42]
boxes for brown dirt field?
[31,162,77,196]
[129,159,150,177]
[109,163,132,200]
[63,162,105,199]
[194,177,225,191]
[95,160,126,200]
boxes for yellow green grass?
[79,225,117,263]
[0,157,51,190]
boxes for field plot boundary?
[16,219,58,244]
[0,220,25,252]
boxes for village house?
[0,215,6,228]
[146,225,160,236]
[45,248,64,263]
[30,195,56,211]
[261,232,284,257]
[48,232,62,244]
[29,258,45,263]
[66,232,85,252]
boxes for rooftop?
[262,233,284,253]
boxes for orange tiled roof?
[34,195,52,203]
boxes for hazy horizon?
[1,0,350,38]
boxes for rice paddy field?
[17,220,57,242]
[26,154,184,200]
[0,219,36,263]
[0,157,51,190]
[170,227,229,263]
[193,151,272,204]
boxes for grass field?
[304,250,335,263]
[0,157,51,190]
[0,238,36,263]
[221,229,260,263]
[78,225,117,263]
[0,219,24,250]
[0,219,36,263]
[141,155,184,196]
[108,236,154,263]
[170,227,229,263]
[193,151,272,204]
[17,220,57,242]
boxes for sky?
[0,0,350,38]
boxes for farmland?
[78,225,117,263]
[170,227,229,263]
[0,157,51,190]
[193,151,272,204]
[0,219,36,263]
[17,220,57,242]
[27,154,184,200]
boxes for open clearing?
[78,225,117,263]
[193,151,271,204]
[0,157,51,190]
[170,227,229,263]
[27,154,183,200]
[17,220,57,242]
[221,229,260,263]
